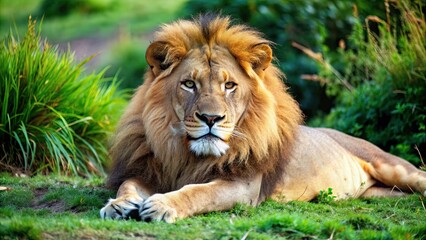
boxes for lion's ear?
[146,41,170,77]
[146,41,183,77]
[250,43,273,74]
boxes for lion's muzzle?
[185,112,233,157]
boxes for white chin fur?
[189,138,229,157]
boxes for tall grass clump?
[306,0,426,166]
[0,17,127,176]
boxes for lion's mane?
[107,14,302,200]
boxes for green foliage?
[182,0,385,118]
[311,0,426,165]
[315,187,337,204]
[38,0,113,17]
[0,18,127,176]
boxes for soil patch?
[31,188,67,213]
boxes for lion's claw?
[100,195,144,221]
[140,194,178,223]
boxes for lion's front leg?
[100,178,152,220]
[140,174,262,223]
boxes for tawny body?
[100,15,426,223]
[274,126,425,201]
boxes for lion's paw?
[140,194,178,223]
[100,195,143,220]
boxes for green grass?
[0,18,127,176]
[1,173,425,239]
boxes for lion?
[100,14,426,223]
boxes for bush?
[309,0,426,165]
[182,0,385,118]
[0,18,127,176]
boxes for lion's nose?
[195,113,225,128]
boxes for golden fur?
[101,15,426,223]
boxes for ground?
[1,173,425,239]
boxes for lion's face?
[142,17,299,162]
[167,46,251,157]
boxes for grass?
[1,173,425,239]
[0,18,127,176]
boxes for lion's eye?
[182,80,196,88]
[183,80,195,88]
[181,80,196,92]
[224,82,237,90]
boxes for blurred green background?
[0,0,385,117]
[0,0,187,90]
[1,0,425,168]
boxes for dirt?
[30,187,68,213]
